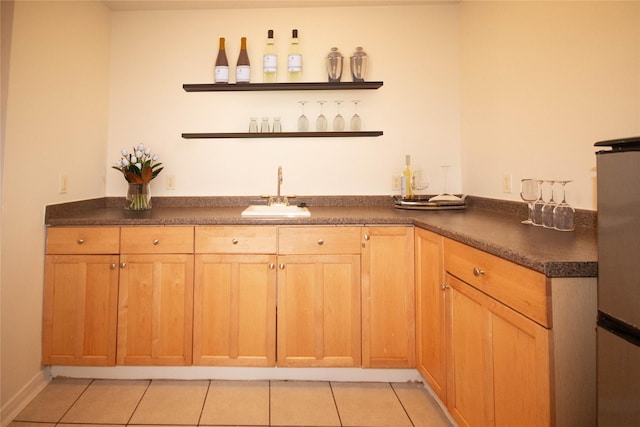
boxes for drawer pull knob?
[269,263,275,270]
[473,267,485,276]
[364,234,370,241]
[317,239,324,245]
[232,238,239,245]
[440,284,450,291]
[279,263,285,270]
[110,263,117,270]
[120,262,127,268]
[77,239,85,245]
[152,239,160,245]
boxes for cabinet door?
[361,226,415,368]
[447,273,552,427]
[42,255,119,366]
[117,254,194,365]
[193,254,276,366]
[415,228,447,402]
[277,254,361,367]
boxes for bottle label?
[287,54,302,72]
[236,65,251,82]
[263,54,277,72]
[215,66,229,83]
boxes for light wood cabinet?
[193,226,277,366]
[117,227,194,366]
[361,226,415,368]
[444,238,552,427]
[415,228,447,402]
[277,226,362,367]
[42,227,120,366]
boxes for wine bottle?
[401,155,414,199]
[214,37,229,84]
[263,29,277,83]
[287,29,302,81]
[236,37,251,84]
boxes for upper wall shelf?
[182,81,384,92]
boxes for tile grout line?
[54,379,94,425]
[328,381,344,427]
[390,383,416,427]
[125,379,152,426]
[196,379,212,426]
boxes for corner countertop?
[44,195,597,279]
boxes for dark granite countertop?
[44,195,597,279]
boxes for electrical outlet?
[502,173,512,193]
[166,174,176,190]
[391,175,401,191]
[59,174,68,194]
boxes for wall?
[105,4,462,198]
[460,1,640,210]
[1,1,110,422]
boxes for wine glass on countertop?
[541,180,557,229]
[520,178,538,224]
[553,180,575,231]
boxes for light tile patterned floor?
[10,378,454,427]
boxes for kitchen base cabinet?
[446,273,551,427]
[362,226,415,368]
[277,254,361,367]
[193,254,276,366]
[42,227,120,366]
[415,228,447,403]
[42,254,119,366]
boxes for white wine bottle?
[214,37,229,84]
[236,37,251,84]
[287,29,302,81]
[263,29,277,83]
[401,155,414,199]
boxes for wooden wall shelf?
[182,131,383,139]
[183,82,383,92]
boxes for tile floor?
[10,378,454,427]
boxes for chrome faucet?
[277,165,283,199]
[265,165,289,206]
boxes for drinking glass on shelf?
[273,117,282,133]
[249,117,258,133]
[260,117,270,133]
[350,100,362,131]
[316,100,328,131]
[532,179,545,226]
[541,180,557,229]
[520,178,538,224]
[333,100,345,131]
[297,101,309,132]
[553,180,575,231]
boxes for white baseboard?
[1,367,52,427]
[50,366,422,383]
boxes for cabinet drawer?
[278,226,362,254]
[46,227,120,254]
[121,226,194,254]
[444,238,551,327]
[195,226,277,254]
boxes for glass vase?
[126,183,151,210]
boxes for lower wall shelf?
[181,131,384,139]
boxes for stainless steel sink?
[241,204,311,217]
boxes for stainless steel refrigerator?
[595,136,640,426]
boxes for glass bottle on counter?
[236,37,251,84]
[401,155,414,199]
[214,37,229,84]
[287,29,302,81]
[263,29,277,83]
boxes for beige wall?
[1,0,110,420]
[460,1,640,209]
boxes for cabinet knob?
[440,284,450,291]
[279,263,285,270]
[77,239,85,245]
[317,239,324,246]
[473,267,485,276]
[110,263,117,270]
[269,263,275,270]
[152,239,159,245]
[364,234,370,241]
[120,262,127,268]
[232,238,239,245]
